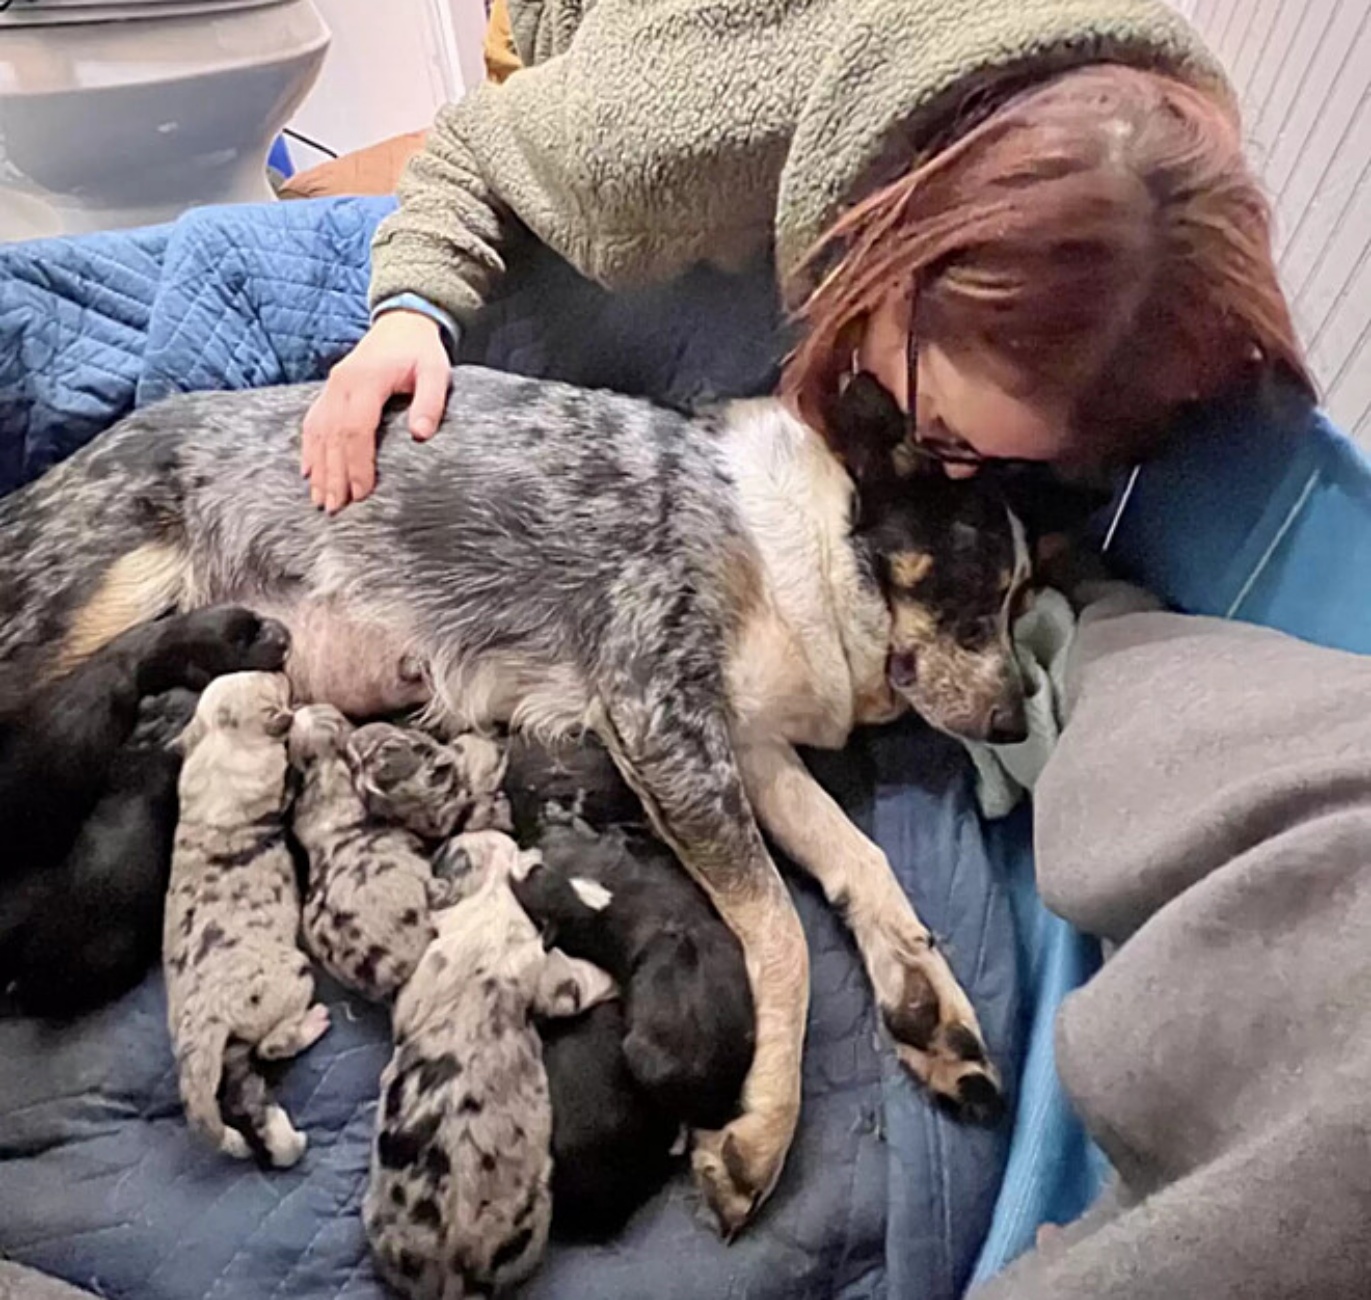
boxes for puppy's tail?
[0,416,189,685]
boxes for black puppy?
[6,690,199,1017]
[0,607,290,1015]
[539,999,680,1241]
[505,733,754,1237]
[515,818,755,1130]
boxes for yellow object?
[484,0,522,84]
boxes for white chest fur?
[719,401,893,751]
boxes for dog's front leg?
[596,695,809,1238]
[738,736,1004,1123]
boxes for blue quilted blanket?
[0,199,1071,1299]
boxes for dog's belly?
[242,596,430,719]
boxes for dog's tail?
[0,418,190,684]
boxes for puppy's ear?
[176,714,207,755]
[826,372,911,486]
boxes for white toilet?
[0,0,330,242]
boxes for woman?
[301,0,1310,511]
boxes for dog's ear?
[826,372,912,486]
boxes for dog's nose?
[986,698,1027,746]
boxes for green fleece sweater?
[369,0,1226,324]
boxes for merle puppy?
[289,705,475,1001]
[165,673,328,1167]
[364,830,611,1299]
[0,607,289,1014]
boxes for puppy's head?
[179,671,294,753]
[431,829,535,903]
[176,672,294,820]
[287,703,354,769]
[830,374,1033,744]
[349,722,468,840]
[349,724,509,840]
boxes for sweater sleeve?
[367,91,519,323]
[367,0,816,325]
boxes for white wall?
[1174,0,1371,446]
[287,0,485,166]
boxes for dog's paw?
[690,1112,788,1239]
[881,962,1004,1125]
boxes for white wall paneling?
[287,0,485,164]
[1174,0,1371,445]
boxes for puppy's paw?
[258,1003,331,1060]
[264,1105,308,1169]
[220,1129,252,1160]
[690,1112,788,1239]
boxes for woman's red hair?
[783,64,1313,459]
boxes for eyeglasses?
[904,327,986,467]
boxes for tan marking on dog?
[890,600,938,645]
[55,541,189,676]
[888,551,934,588]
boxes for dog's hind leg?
[595,690,808,1238]
[737,737,1004,1123]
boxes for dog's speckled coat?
[0,366,1025,1233]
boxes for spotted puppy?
[364,830,612,1300]
[350,720,511,839]
[288,705,477,1001]
[164,672,329,1167]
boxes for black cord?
[282,127,339,160]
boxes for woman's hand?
[301,311,452,513]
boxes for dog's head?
[348,723,502,841]
[178,671,294,754]
[828,374,1038,744]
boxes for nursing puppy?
[288,705,475,1001]
[164,672,329,1167]
[0,366,1032,1233]
[6,689,199,1018]
[364,830,611,1299]
[349,720,511,840]
[0,607,289,1015]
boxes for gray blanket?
[972,608,1371,1299]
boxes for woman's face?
[857,293,1075,477]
